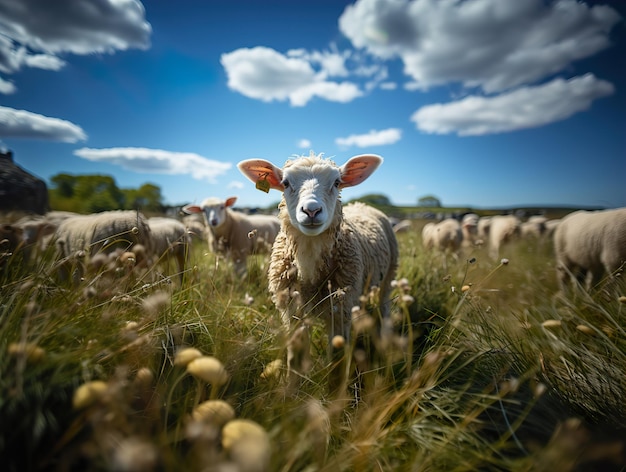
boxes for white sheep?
[520,215,547,239]
[461,213,480,247]
[421,221,437,249]
[488,215,521,259]
[147,217,190,282]
[238,152,398,383]
[53,210,154,281]
[477,216,492,243]
[428,218,463,252]
[553,207,626,290]
[182,196,280,276]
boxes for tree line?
[49,174,164,214]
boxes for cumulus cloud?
[0,76,15,94]
[297,138,312,149]
[221,46,364,106]
[336,128,402,148]
[411,74,615,136]
[0,106,87,142]
[73,147,232,183]
[0,0,151,92]
[339,0,621,93]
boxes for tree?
[417,195,442,208]
[354,194,391,206]
[48,173,164,213]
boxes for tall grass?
[1,222,624,471]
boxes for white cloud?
[0,0,151,93]
[221,46,363,106]
[297,139,312,149]
[0,106,87,142]
[339,0,621,93]
[228,181,245,189]
[336,128,402,148]
[0,76,16,94]
[73,147,232,183]
[411,74,614,136]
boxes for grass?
[1,220,625,471]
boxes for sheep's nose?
[302,204,322,219]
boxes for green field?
[1,219,624,471]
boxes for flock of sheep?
[1,151,625,389]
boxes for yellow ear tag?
[255,175,270,193]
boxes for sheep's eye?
[334,179,341,188]
[281,179,290,189]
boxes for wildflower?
[7,342,45,363]
[112,436,158,472]
[134,367,154,388]
[401,294,415,304]
[542,319,562,329]
[141,291,170,318]
[500,258,509,265]
[73,380,109,409]
[222,419,271,472]
[260,359,283,380]
[331,335,345,349]
[576,324,595,335]
[243,292,254,305]
[187,356,229,388]
[192,400,235,427]
[174,347,203,367]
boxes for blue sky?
[1,0,624,210]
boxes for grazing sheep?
[544,218,561,238]
[488,215,521,259]
[554,208,626,290]
[520,215,547,239]
[421,221,437,249]
[53,210,154,282]
[238,151,398,385]
[477,216,492,243]
[182,214,206,243]
[432,218,463,252]
[182,196,280,276]
[147,217,190,282]
[461,213,480,247]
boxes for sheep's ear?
[182,204,202,214]
[225,196,237,207]
[339,154,383,188]
[237,159,284,191]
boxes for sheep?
[53,210,153,282]
[182,196,280,276]
[477,216,492,243]
[147,217,190,282]
[237,151,398,388]
[182,213,206,244]
[461,213,480,247]
[421,221,437,249]
[488,214,521,259]
[520,215,547,239]
[553,208,626,291]
[436,218,463,252]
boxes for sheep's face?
[281,163,342,236]
[183,197,237,229]
[237,152,383,237]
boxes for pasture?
[1,217,625,471]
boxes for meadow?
[1,218,625,471]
